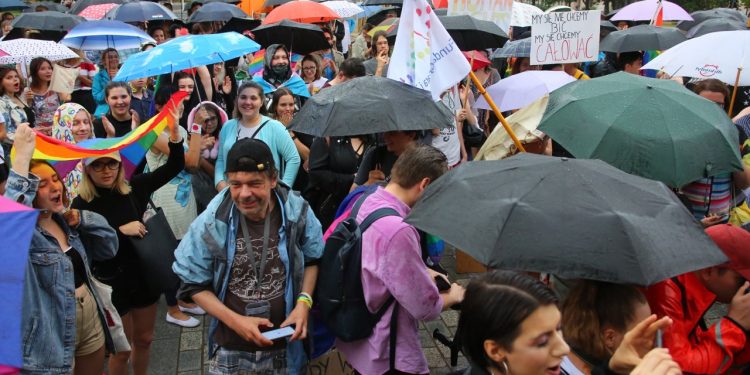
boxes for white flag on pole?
[386,0,471,100]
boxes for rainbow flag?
[12,91,188,178]
[247,49,304,76]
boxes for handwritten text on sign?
[530,10,600,65]
[447,0,512,33]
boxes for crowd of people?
[3,2,750,375]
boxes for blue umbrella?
[61,20,156,50]
[114,32,261,82]
[105,1,178,23]
[0,0,29,11]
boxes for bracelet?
[189,123,203,135]
[297,293,313,309]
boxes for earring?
[502,360,510,374]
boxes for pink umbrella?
[610,0,692,21]
[79,3,118,20]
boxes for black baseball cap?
[225,138,276,174]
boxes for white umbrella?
[610,0,692,21]
[511,1,543,27]
[0,39,78,65]
[641,30,750,114]
[475,71,575,112]
[321,1,364,18]
[476,96,549,161]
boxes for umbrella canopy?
[79,3,118,20]
[70,0,132,14]
[114,32,260,82]
[369,16,399,35]
[677,8,747,31]
[322,0,364,18]
[251,20,328,55]
[10,11,85,32]
[538,72,743,187]
[23,1,65,12]
[600,24,686,53]
[263,0,340,24]
[363,0,402,5]
[0,196,38,368]
[188,1,247,23]
[610,0,692,21]
[511,1,543,27]
[600,20,618,32]
[289,76,453,137]
[476,96,548,161]
[687,18,746,39]
[476,71,574,112]
[0,39,78,65]
[463,50,491,70]
[218,16,261,34]
[439,14,508,50]
[106,1,178,22]
[494,37,530,58]
[0,0,29,11]
[405,154,728,285]
[641,30,750,86]
[62,20,156,50]
[366,7,400,26]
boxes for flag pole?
[728,67,743,117]
[468,71,526,152]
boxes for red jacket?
[646,273,748,374]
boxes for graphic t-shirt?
[215,203,286,351]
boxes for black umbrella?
[600,24,686,53]
[289,76,453,137]
[251,19,328,55]
[70,0,132,14]
[600,20,617,32]
[5,11,85,41]
[263,0,292,7]
[218,17,261,34]
[406,154,728,285]
[106,2,178,22]
[205,0,242,4]
[366,7,401,26]
[0,0,29,11]
[364,0,402,5]
[434,8,447,16]
[188,1,247,23]
[23,1,66,12]
[677,8,747,31]
[438,15,508,50]
[687,18,746,39]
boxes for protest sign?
[447,0,512,33]
[530,10,600,65]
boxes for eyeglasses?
[302,66,317,71]
[90,160,120,172]
[204,116,218,123]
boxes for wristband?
[189,123,203,135]
[297,293,313,309]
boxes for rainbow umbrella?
[0,196,38,369]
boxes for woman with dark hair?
[268,87,311,192]
[93,81,140,138]
[214,81,300,189]
[186,100,227,211]
[148,26,166,44]
[560,281,651,375]
[24,57,62,135]
[7,123,119,375]
[300,54,328,95]
[352,130,419,190]
[92,48,120,118]
[363,31,390,77]
[0,67,32,151]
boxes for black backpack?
[317,193,400,365]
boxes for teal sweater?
[214,115,301,187]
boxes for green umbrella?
[538,72,743,187]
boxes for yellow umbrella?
[475,96,548,161]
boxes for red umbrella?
[262,0,340,24]
[79,3,118,20]
[463,50,491,71]
[433,0,448,8]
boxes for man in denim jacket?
[173,139,324,374]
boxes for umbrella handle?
[728,67,743,117]
[469,71,526,153]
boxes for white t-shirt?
[431,123,461,166]
[561,356,586,375]
[237,123,263,140]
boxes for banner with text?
[530,10,600,65]
[447,0,513,33]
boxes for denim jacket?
[173,183,324,373]
[4,170,119,374]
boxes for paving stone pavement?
[149,247,479,375]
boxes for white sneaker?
[165,313,201,328]
[179,305,206,315]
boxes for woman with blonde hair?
[72,121,184,375]
[51,102,94,204]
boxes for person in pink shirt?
[336,144,465,375]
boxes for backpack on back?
[317,193,399,342]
